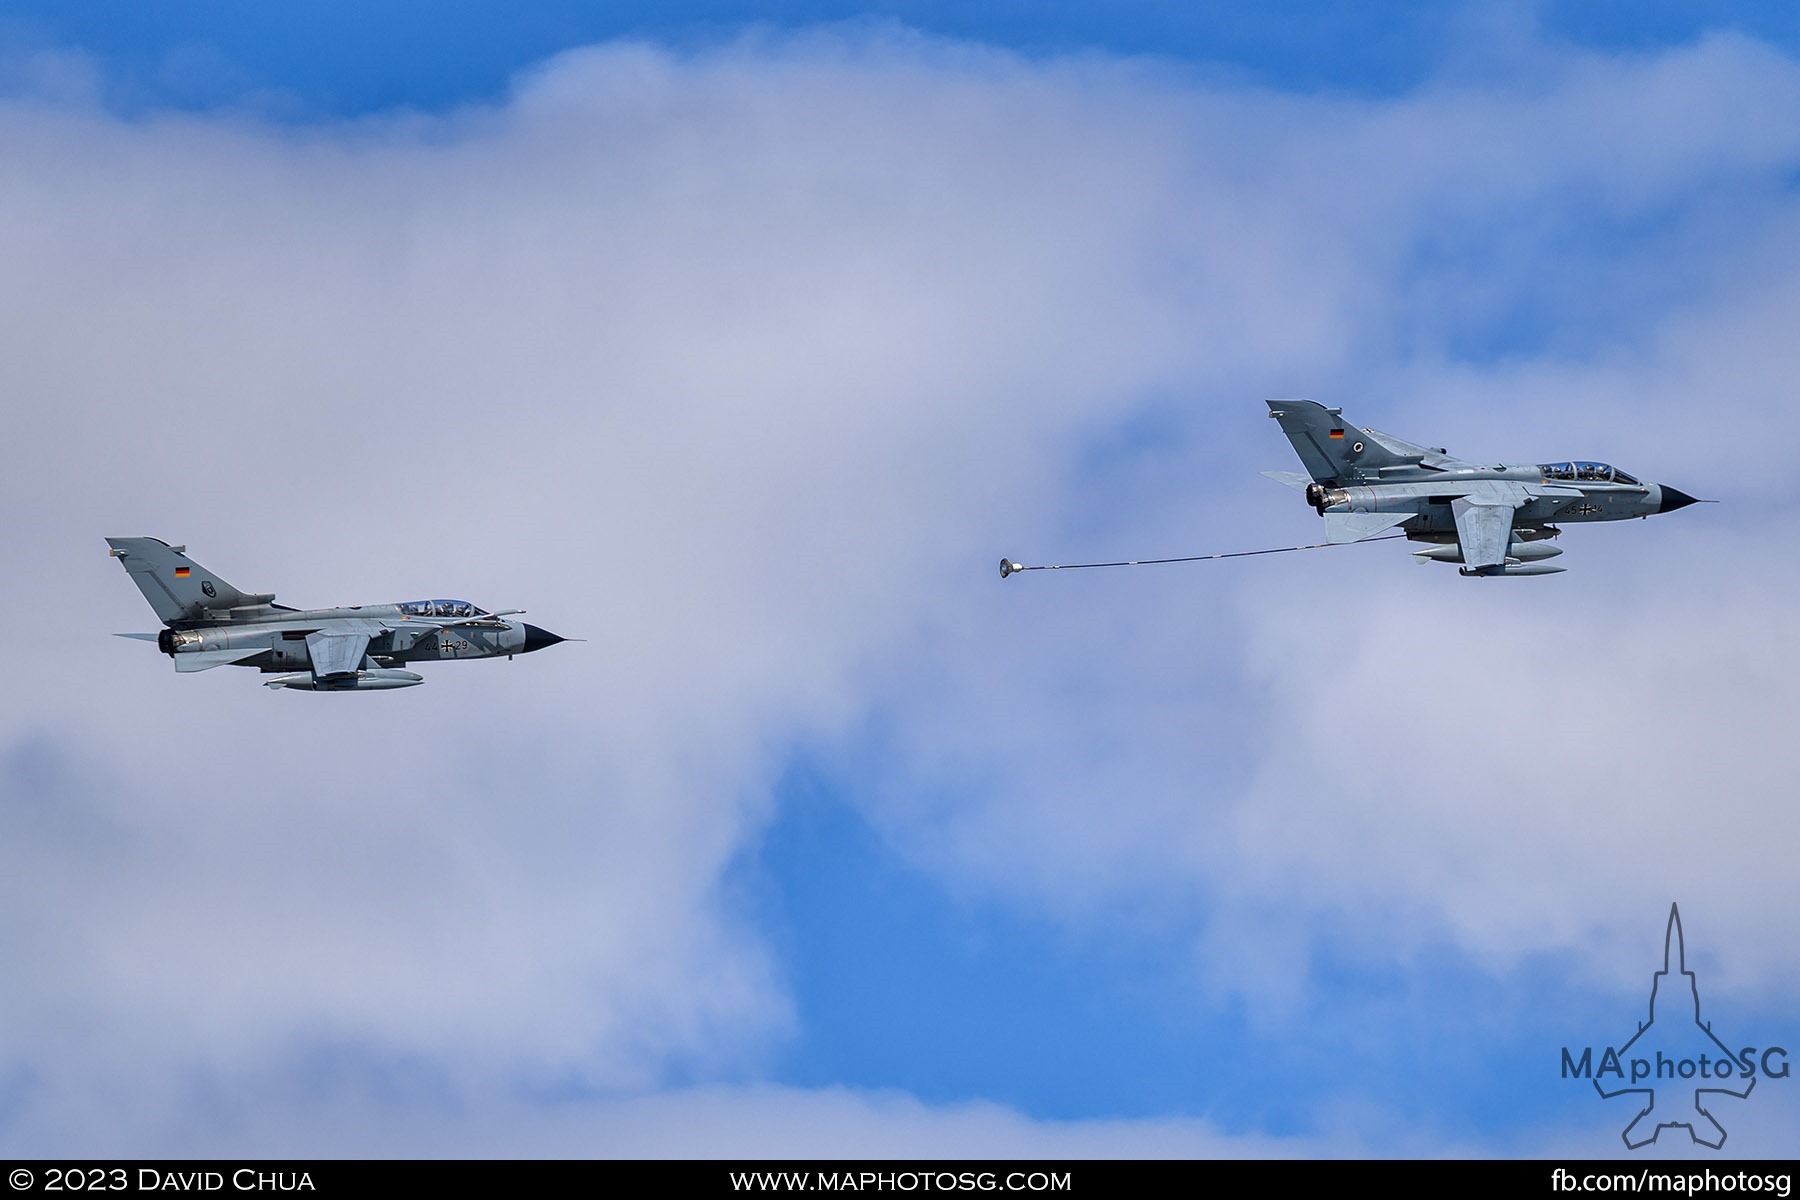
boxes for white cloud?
[1,25,1798,1156]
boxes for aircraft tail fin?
[105,538,275,626]
[1265,399,1423,484]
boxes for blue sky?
[2,0,1798,1160]
[9,2,1800,114]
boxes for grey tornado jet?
[1263,400,1706,576]
[107,537,569,690]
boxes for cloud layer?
[1,27,1797,1155]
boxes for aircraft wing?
[1451,481,1533,571]
[305,630,371,680]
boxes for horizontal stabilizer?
[173,648,264,673]
[1322,512,1413,543]
[1261,470,1312,492]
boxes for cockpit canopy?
[1540,462,1640,486]
[398,599,488,618]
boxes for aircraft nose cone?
[520,623,566,654]
[1657,485,1702,514]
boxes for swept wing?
[305,630,372,681]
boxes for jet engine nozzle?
[1306,485,1348,514]
[158,629,205,656]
